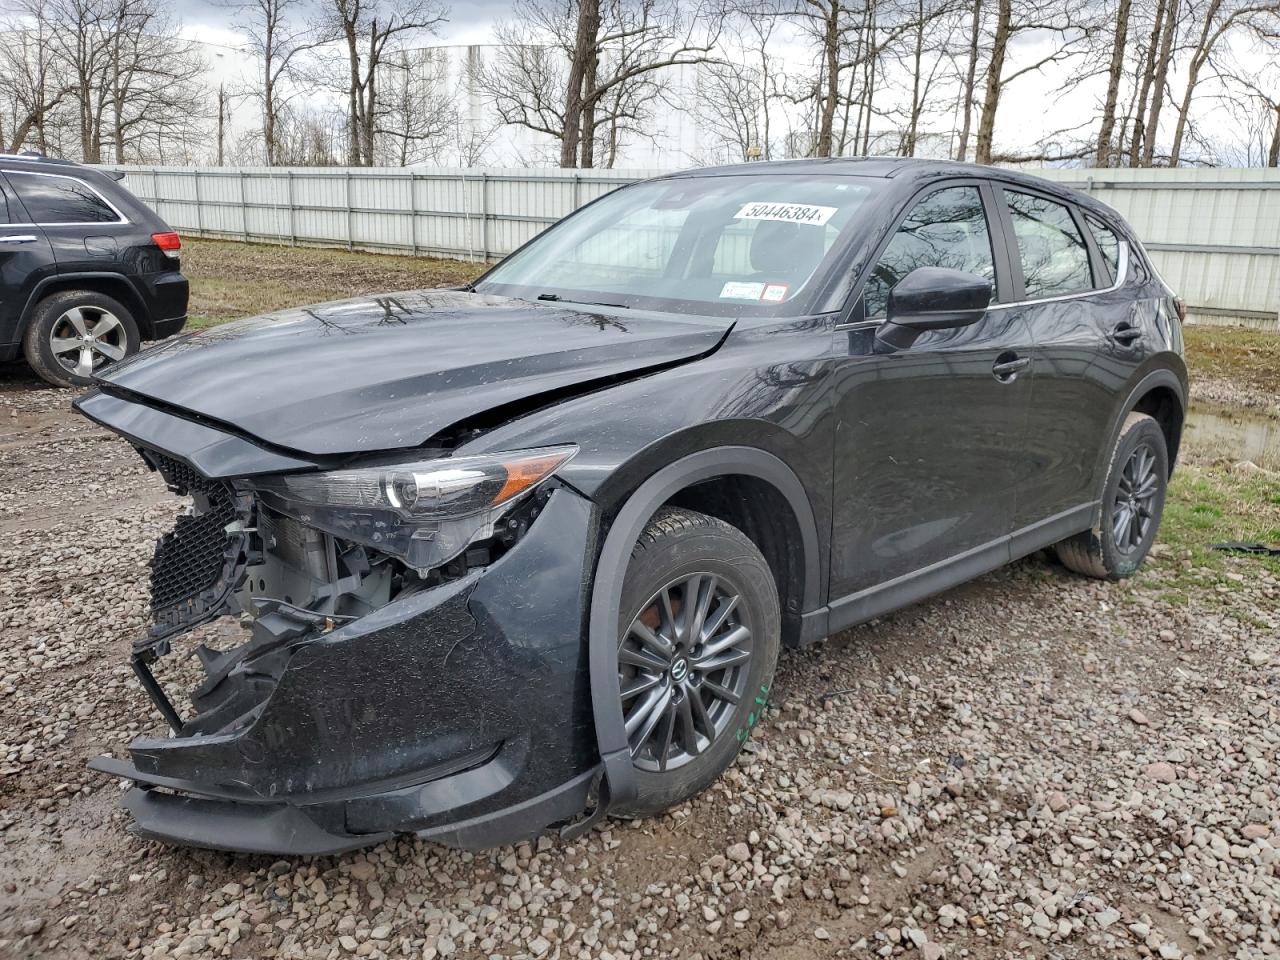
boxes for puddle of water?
[1185,406,1280,470]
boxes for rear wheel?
[23,290,140,387]
[613,508,780,819]
[1055,412,1169,580]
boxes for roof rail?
[0,151,79,165]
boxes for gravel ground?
[1,363,1278,960]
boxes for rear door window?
[6,172,122,224]
[1003,190,1093,298]
[863,185,997,319]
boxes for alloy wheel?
[50,306,127,379]
[619,572,753,772]
[1112,441,1159,552]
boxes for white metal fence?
[104,164,1280,330]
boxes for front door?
[0,176,56,349]
[829,182,1035,602]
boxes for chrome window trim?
[1,168,129,226]
[836,240,1129,331]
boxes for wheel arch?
[22,273,150,338]
[586,445,821,811]
[1104,367,1187,481]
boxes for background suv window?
[7,172,120,224]
[864,185,996,319]
[1084,212,1122,283]
[1004,190,1093,298]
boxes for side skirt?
[798,502,1098,645]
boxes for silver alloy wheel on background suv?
[50,306,128,379]
[618,572,753,772]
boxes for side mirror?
[875,267,993,352]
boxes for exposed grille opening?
[140,451,251,645]
[150,489,237,612]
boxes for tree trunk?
[560,0,600,167]
[816,0,840,157]
[1128,0,1165,166]
[1268,106,1280,167]
[955,0,982,161]
[580,47,599,167]
[1095,0,1131,166]
[974,0,1010,164]
[1141,0,1179,165]
[345,25,362,165]
[1168,0,1221,167]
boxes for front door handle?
[992,353,1031,382]
[0,235,38,244]
[1110,322,1142,345]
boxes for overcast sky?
[175,0,508,43]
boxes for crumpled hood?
[97,290,729,457]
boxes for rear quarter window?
[1084,213,1122,284]
[7,172,122,224]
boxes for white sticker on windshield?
[734,202,837,226]
[720,281,766,300]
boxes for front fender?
[583,445,823,811]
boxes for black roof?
[659,156,1123,222]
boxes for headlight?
[245,445,576,571]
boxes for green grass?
[182,238,486,328]
[1183,324,1280,397]
[1141,462,1280,594]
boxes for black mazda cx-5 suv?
[79,158,1186,855]
[0,152,188,386]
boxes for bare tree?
[316,0,447,165]
[973,0,1093,163]
[375,47,456,164]
[1167,0,1280,165]
[481,0,719,168]
[0,1,75,153]
[220,0,319,165]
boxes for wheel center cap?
[670,657,689,683]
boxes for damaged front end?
[89,415,603,856]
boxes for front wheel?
[612,508,780,819]
[1055,412,1169,580]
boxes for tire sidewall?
[24,290,140,387]
[1098,416,1169,577]
[614,524,780,817]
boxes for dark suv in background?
[0,152,188,387]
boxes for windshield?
[476,174,880,317]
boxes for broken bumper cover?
[80,398,605,854]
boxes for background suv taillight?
[152,232,181,259]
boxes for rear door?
[3,168,131,274]
[828,180,1037,601]
[991,186,1140,534]
[0,175,57,350]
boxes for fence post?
[572,172,580,213]
[287,170,296,247]
[409,171,418,257]
[193,168,204,238]
[346,169,354,251]
[480,172,489,262]
[239,170,248,242]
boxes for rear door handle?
[1110,322,1142,344]
[992,354,1031,382]
[0,235,38,244]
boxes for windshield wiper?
[536,293,630,309]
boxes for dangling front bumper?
[78,391,607,855]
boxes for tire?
[1055,412,1169,580]
[22,290,140,387]
[612,507,780,819]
